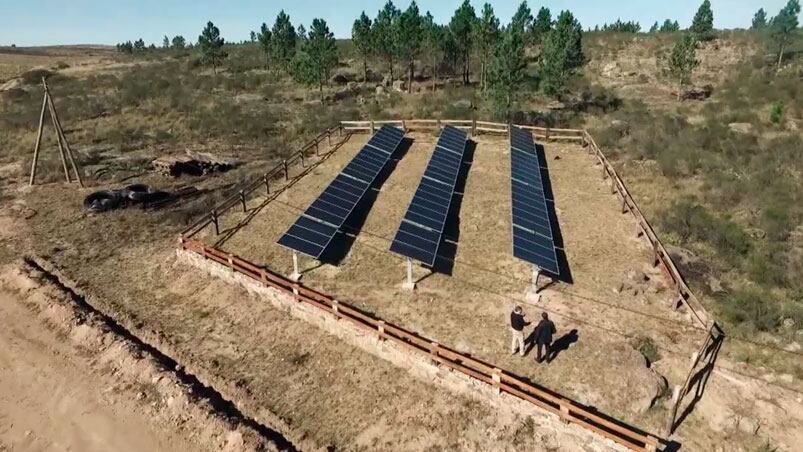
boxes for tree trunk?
[408,61,414,94]
[363,59,368,82]
[431,58,437,92]
[389,55,394,83]
[777,44,784,71]
[319,82,324,103]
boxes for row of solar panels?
[277,125,559,275]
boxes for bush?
[769,101,785,124]
[720,288,782,332]
[660,200,750,261]
[630,336,661,365]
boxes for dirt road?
[0,290,198,452]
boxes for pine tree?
[532,7,553,42]
[752,8,768,29]
[297,25,307,44]
[690,0,715,41]
[649,22,659,33]
[449,0,477,85]
[292,18,338,102]
[510,1,533,39]
[171,35,186,50]
[198,21,227,73]
[162,35,170,49]
[373,1,401,83]
[352,12,373,82]
[475,3,500,91]
[250,31,257,42]
[133,38,146,52]
[271,10,297,73]
[257,23,272,68]
[397,1,422,93]
[487,28,526,119]
[660,19,681,33]
[420,12,443,92]
[540,10,584,95]
[769,0,801,69]
[667,34,699,99]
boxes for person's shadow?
[547,329,578,362]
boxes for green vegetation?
[291,19,338,101]
[690,0,715,41]
[666,34,699,98]
[198,21,227,73]
[769,0,801,69]
[752,8,768,30]
[539,10,584,95]
[487,28,526,118]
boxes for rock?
[364,69,382,83]
[728,122,753,134]
[601,62,618,77]
[381,74,393,86]
[736,416,761,435]
[611,119,630,134]
[136,391,146,400]
[375,85,385,96]
[782,318,796,330]
[680,84,713,101]
[707,276,724,293]
[784,341,801,352]
[392,79,406,92]
[330,71,353,85]
[786,119,799,131]
[454,99,472,109]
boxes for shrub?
[720,288,782,332]
[630,336,661,364]
[660,200,750,261]
[769,101,785,124]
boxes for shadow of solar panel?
[278,125,404,258]
[390,125,468,266]
[510,127,559,274]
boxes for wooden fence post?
[239,190,246,212]
[212,210,219,235]
[264,175,270,194]
[377,320,386,340]
[429,341,439,365]
[370,120,375,133]
[559,403,570,424]
[545,127,551,141]
[492,368,502,394]
[472,117,477,135]
[284,160,289,180]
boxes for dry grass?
[210,132,707,426]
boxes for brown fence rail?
[340,119,586,142]
[180,237,663,452]
[180,124,346,240]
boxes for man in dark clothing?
[509,306,530,356]
[533,312,556,363]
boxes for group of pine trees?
[346,1,583,115]
[112,0,800,110]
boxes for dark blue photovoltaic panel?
[510,127,559,274]
[390,125,468,266]
[278,125,404,258]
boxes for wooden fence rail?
[179,237,662,452]
[179,124,345,240]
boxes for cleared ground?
[205,132,705,425]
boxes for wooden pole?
[46,87,83,187]
[43,86,71,183]
[29,90,48,185]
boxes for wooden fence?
[179,237,662,452]
[180,124,346,239]
[176,119,719,449]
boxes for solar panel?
[390,125,468,267]
[278,125,405,258]
[509,127,559,274]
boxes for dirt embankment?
[0,258,297,452]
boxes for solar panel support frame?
[290,251,302,282]
[402,257,416,291]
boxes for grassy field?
[1,30,802,451]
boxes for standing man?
[534,312,556,363]
[509,306,529,356]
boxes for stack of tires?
[83,184,170,213]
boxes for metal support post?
[290,251,301,281]
[402,257,415,291]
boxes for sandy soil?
[0,290,198,452]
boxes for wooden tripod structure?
[29,77,83,187]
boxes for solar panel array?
[510,127,560,274]
[277,125,405,258]
[390,125,468,266]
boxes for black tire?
[83,190,121,213]
[123,184,151,201]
